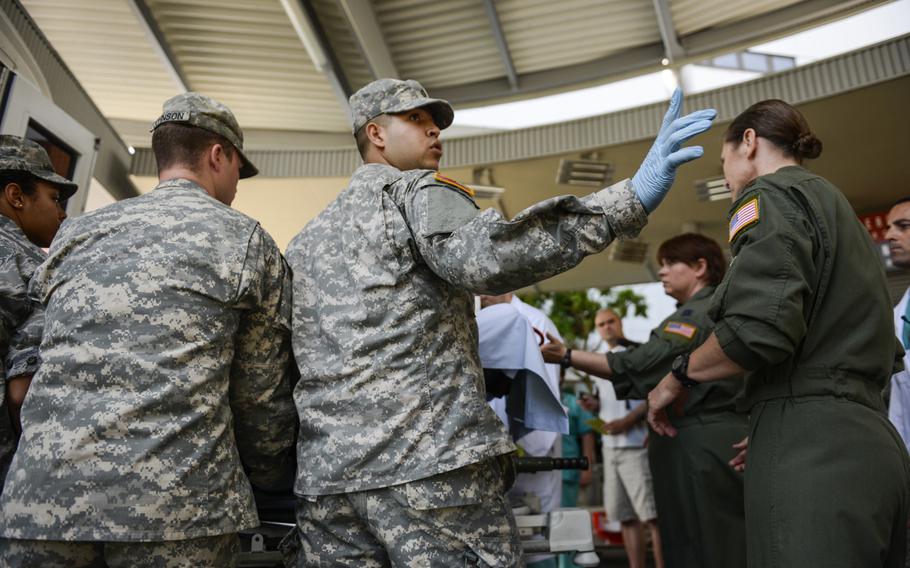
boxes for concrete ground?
[551,545,658,567]
[594,545,658,567]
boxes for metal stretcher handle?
[513,457,589,473]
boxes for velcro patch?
[424,186,479,236]
[664,321,697,340]
[728,197,759,242]
[434,173,475,197]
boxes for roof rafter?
[279,0,352,117]
[433,0,885,105]
[435,43,665,104]
[338,0,397,80]
[651,0,685,63]
[481,0,518,91]
[125,0,190,93]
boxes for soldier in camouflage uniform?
[0,135,76,489]
[0,94,297,568]
[285,78,716,566]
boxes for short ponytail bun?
[725,99,822,164]
[793,132,822,160]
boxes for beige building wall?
[131,175,349,251]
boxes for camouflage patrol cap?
[151,92,258,179]
[0,135,78,200]
[349,78,454,134]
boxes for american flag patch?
[664,321,697,340]
[728,197,759,242]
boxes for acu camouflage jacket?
[287,163,647,495]
[0,178,297,541]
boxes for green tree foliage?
[518,287,649,349]
[519,287,650,388]
[607,289,649,320]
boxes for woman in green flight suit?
[648,99,910,567]
[542,233,747,568]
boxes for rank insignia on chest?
[664,321,697,340]
[728,197,759,242]
[434,173,475,197]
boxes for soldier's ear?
[365,121,386,150]
[693,257,708,279]
[3,182,25,208]
[204,143,230,174]
[742,128,758,158]
[213,143,226,165]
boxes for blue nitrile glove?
[632,88,717,212]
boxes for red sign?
[860,212,889,242]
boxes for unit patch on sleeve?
[434,173,475,198]
[664,321,697,340]
[728,197,759,242]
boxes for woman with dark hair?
[0,135,75,487]
[648,99,910,567]
[542,232,748,568]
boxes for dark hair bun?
[793,132,822,160]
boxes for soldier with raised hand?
[0,135,77,488]
[285,78,715,566]
[0,93,297,567]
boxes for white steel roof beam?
[482,0,519,91]
[126,0,190,93]
[338,0,398,80]
[683,0,886,56]
[279,0,352,117]
[435,42,665,104]
[651,0,684,63]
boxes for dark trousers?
[649,412,748,568]
[746,396,910,568]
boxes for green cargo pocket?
[391,460,519,566]
[277,527,299,568]
[463,537,521,567]
[401,462,488,510]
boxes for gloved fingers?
[664,119,715,151]
[665,145,705,168]
[668,109,717,133]
[658,87,683,131]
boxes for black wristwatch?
[560,348,573,370]
[671,353,698,388]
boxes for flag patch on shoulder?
[434,173,475,197]
[728,197,759,242]
[664,321,697,340]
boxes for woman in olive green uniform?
[648,99,910,567]
[542,233,748,568]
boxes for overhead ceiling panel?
[671,0,804,36]
[496,0,662,75]
[19,0,895,139]
[373,0,504,89]
[310,0,374,91]
[147,0,349,132]
[20,0,178,122]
